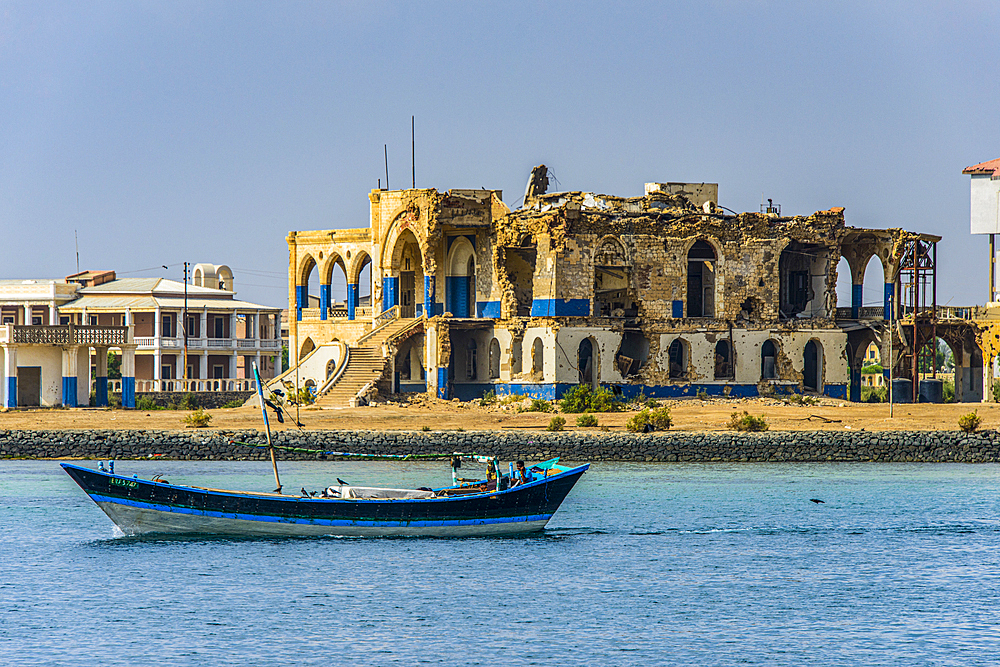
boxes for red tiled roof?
[963,158,1000,179]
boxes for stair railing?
[318,340,349,395]
[356,305,402,345]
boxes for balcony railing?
[1,324,129,346]
[120,378,258,393]
[835,306,885,320]
[134,336,281,351]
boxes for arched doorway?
[300,337,315,359]
[447,238,476,318]
[531,337,544,377]
[761,340,777,380]
[687,240,716,317]
[389,230,424,317]
[505,237,536,317]
[668,339,688,379]
[714,340,733,380]
[579,337,598,388]
[804,340,821,391]
[594,237,631,317]
[489,338,501,379]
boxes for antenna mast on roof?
[75,230,79,273]
[384,145,389,191]
[411,116,415,189]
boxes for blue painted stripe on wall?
[884,282,893,321]
[6,377,16,408]
[121,377,136,409]
[460,382,852,402]
[851,284,863,318]
[529,299,590,317]
[477,301,501,318]
[95,376,108,407]
[62,377,77,408]
[347,283,359,320]
[672,300,684,318]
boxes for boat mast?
[253,362,282,493]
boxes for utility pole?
[183,262,189,383]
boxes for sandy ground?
[0,394,996,433]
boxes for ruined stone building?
[285,168,972,406]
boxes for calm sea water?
[3,458,1000,666]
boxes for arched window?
[761,340,777,380]
[466,339,478,380]
[687,240,716,318]
[804,340,821,391]
[579,338,596,387]
[488,338,501,379]
[668,339,687,379]
[714,340,733,380]
[531,337,544,376]
[594,237,632,318]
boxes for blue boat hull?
[61,462,588,537]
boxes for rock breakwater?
[2,429,1000,463]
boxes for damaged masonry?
[284,166,992,407]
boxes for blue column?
[6,377,16,408]
[347,283,359,320]
[296,285,308,321]
[62,377,77,408]
[850,368,861,402]
[95,376,108,407]
[382,277,398,312]
[436,367,449,399]
[424,275,436,317]
[884,283,893,321]
[851,284,863,319]
[319,284,331,320]
[121,377,135,408]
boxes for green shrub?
[785,393,818,406]
[559,384,624,413]
[478,390,497,407]
[943,380,955,404]
[219,399,245,409]
[861,363,883,375]
[136,396,160,411]
[861,386,888,403]
[958,410,982,434]
[179,393,199,410]
[626,407,672,433]
[547,416,566,432]
[183,407,212,428]
[526,398,553,413]
[576,413,598,427]
[695,389,707,401]
[559,384,590,413]
[421,425,431,432]
[727,410,769,432]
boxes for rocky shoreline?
[2,428,1000,463]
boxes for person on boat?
[512,460,533,486]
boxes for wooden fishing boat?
[63,362,588,537]
[61,458,588,537]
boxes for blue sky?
[2,1,998,310]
